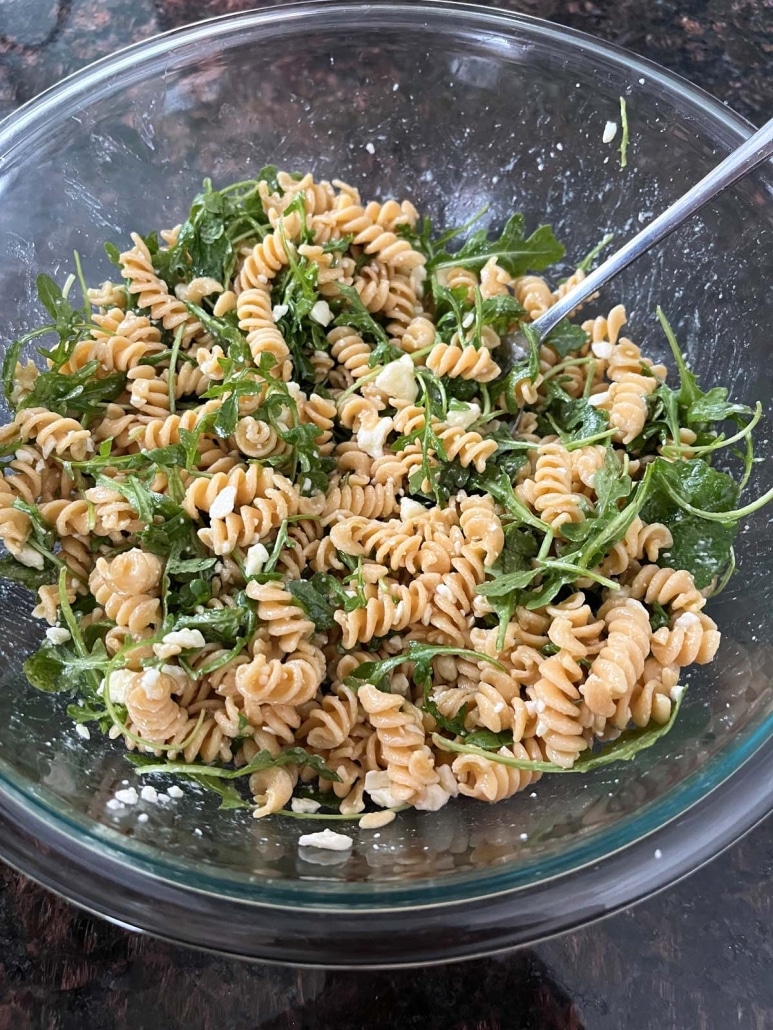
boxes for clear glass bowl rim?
[0,0,771,965]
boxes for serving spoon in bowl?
[506,116,773,361]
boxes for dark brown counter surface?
[0,1,772,1028]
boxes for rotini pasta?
[3,167,757,828]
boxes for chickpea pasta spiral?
[2,167,763,829]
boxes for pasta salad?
[0,168,768,823]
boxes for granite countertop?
[0,1,772,1027]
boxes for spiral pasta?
[3,167,740,827]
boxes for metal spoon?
[506,116,773,359]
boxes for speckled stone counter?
[0,2,771,1027]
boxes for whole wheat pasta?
[1,167,758,827]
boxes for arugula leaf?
[649,601,670,632]
[543,321,589,359]
[0,555,53,591]
[104,241,122,267]
[468,465,547,532]
[333,282,391,349]
[577,233,614,273]
[431,214,565,277]
[24,637,109,695]
[494,324,541,415]
[125,745,340,783]
[560,449,632,545]
[286,571,364,631]
[641,457,740,588]
[540,382,609,444]
[657,308,752,429]
[23,644,70,693]
[187,774,254,810]
[18,361,126,417]
[410,657,468,736]
[67,698,122,735]
[480,294,525,335]
[2,338,24,409]
[463,729,515,750]
[344,643,504,691]
[432,687,684,771]
[174,595,256,645]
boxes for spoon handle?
[532,116,773,339]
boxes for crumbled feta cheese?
[670,683,685,704]
[193,828,203,837]
[140,785,158,804]
[374,354,418,402]
[588,390,610,407]
[75,724,91,740]
[356,413,394,459]
[359,810,395,829]
[15,545,44,570]
[435,584,453,599]
[167,785,184,799]
[400,498,426,521]
[160,629,206,650]
[291,797,322,814]
[115,787,138,806]
[106,799,123,811]
[654,848,663,859]
[591,340,615,359]
[298,829,353,851]
[603,120,618,144]
[140,668,161,692]
[493,702,504,713]
[244,542,270,577]
[106,669,137,705]
[137,813,149,824]
[209,485,236,520]
[414,784,451,812]
[445,402,481,431]
[364,769,399,809]
[365,142,376,155]
[272,303,289,321]
[309,300,333,326]
[157,793,170,803]
[160,665,189,690]
[46,627,71,645]
[301,478,312,492]
[461,311,475,329]
[519,832,529,841]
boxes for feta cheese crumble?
[298,829,353,851]
[364,769,399,809]
[445,402,481,431]
[209,485,236,519]
[245,542,270,577]
[602,120,618,144]
[153,628,206,660]
[356,412,394,459]
[374,354,418,403]
[309,300,333,326]
[291,797,322,814]
[46,627,71,645]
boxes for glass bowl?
[0,0,771,967]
